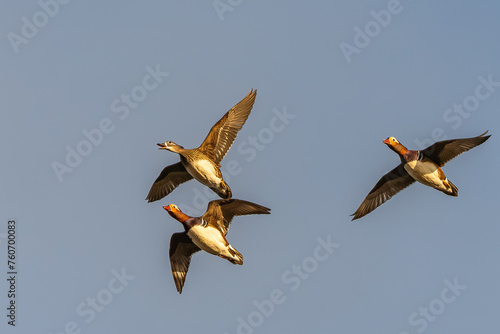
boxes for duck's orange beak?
[383,138,391,145]
[163,205,171,211]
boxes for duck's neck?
[168,144,185,154]
[169,210,190,223]
[392,143,408,155]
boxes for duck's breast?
[187,225,228,255]
[404,159,447,191]
[183,157,222,186]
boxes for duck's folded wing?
[421,130,490,166]
[170,233,201,294]
[146,162,193,202]
[199,89,257,164]
[203,199,271,235]
[351,165,415,220]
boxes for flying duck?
[164,199,270,293]
[351,131,490,220]
[146,89,257,202]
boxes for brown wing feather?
[169,233,200,294]
[146,162,193,202]
[421,131,490,166]
[203,199,271,235]
[199,89,257,164]
[351,165,415,221]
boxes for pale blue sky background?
[1,1,499,333]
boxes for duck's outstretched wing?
[203,199,270,235]
[199,89,257,164]
[169,232,200,294]
[351,165,415,221]
[421,130,490,166]
[147,162,193,202]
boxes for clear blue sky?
[1,1,499,333]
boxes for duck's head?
[157,141,184,152]
[383,136,399,145]
[163,204,189,222]
[383,136,407,155]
